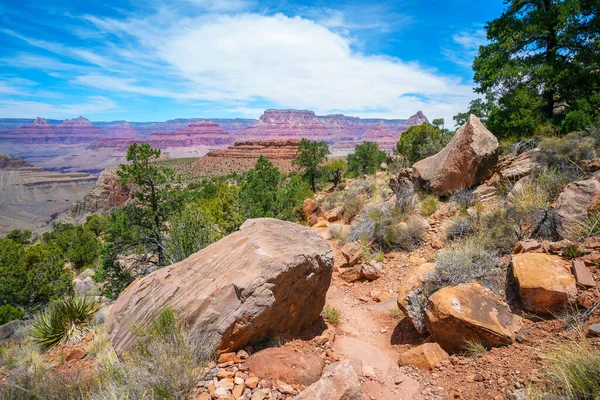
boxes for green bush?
[5,229,31,244]
[31,297,101,350]
[396,123,446,165]
[341,192,364,223]
[347,141,387,176]
[0,239,73,325]
[475,208,520,253]
[384,216,427,251]
[0,305,25,325]
[535,131,597,179]
[322,307,341,326]
[43,223,100,269]
[419,195,438,217]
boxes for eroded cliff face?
[192,140,300,176]
[0,153,96,235]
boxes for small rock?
[196,393,211,400]
[572,259,596,288]
[219,352,238,364]
[245,376,259,389]
[276,380,294,395]
[361,261,383,280]
[65,349,86,362]
[587,324,600,338]
[236,349,249,359]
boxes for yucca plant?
[31,296,101,350]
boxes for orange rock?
[512,253,577,314]
[244,347,324,386]
[424,283,522,354]
[397,263,435,333]
[196,393,211,400]
[65,349,86,362]
[340,242,363,267]
[218,352,237,364]
[399,343,449,370]
[572,259,596,288]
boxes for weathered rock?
[339,266,363,283]
[65,349,86,362]
[588,324,600,337]
[424,283,522,354]
[513,239,543,254]
[413,115,499,195]
[555,176,600,239]
[106,218,333,355]
[340,242,363,267]
[571,259,596,288]
[244,347,325,386]
[294,360,362,400]
[361,261,383,280]
[397,263,436,333]
[399,343,449,370]
[511,253,577,314]
[325,208,342,223]
[0,320,30,343]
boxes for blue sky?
[0,0,505,123]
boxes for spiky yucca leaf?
[31,297,101,350]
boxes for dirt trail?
[315,226,440,400]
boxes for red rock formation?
[147,120,233,147]
[192,140,299,176]
[2,116,104,144]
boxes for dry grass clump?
[419,194,438,217]
[91,307,212,400]
[461,340,487,358]
[329,224,351,243]
[446,216,474,241]
[322,307,341,326]
[384,216,427,251]
[535,131,597,180]
[536,341,600,399]
[425,240,503,296]
[341,192,364,223]
[452,189,477,213]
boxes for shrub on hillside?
[341,192,364,223]
[446,216,474,241]
[396,123,446,165]
[43,223,100,269]
[384,216,427,251]
[452,188,477,213]
[475,208,520,253]
[0,238,73,325]
[535,132,597,179]
[425,240,503,296]
[419,194,438,217]
[347,142,387,176]
[31,296,101,349]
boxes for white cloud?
[76,11,476,123]
[4,8,478,124]
[0,96,118,118]
[443,29,487,68]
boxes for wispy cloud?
[0,96,118,118]
[443,28,487,68]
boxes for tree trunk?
[542,0,557,119]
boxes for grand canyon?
[0,109,428,175]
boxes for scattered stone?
[219,352,238,364]
[294,360,362,400]
[512,253,577,314]
[397,262,436,333]
[65,349,86,362]
[325,208,342,223]
[399,343,449,371]
[412,115,499,195]
[587,324,600,337]
[555,176,600,239]
[571,259,596,288]
[340,242,363,267]
[236,349,249,360]
[547,240,573,254]
[245,376,259,389]
[339,266,363,283]
[425,283,522,353]
[107,218,334,354]
[513,239,542,254]
[361,261,383,280]
[244,347,325,386]
[196,393,211,400]
[276,380,294,395]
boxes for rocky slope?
[191,140,300,176]
[0,153,96,235]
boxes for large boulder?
[511,253,577,314]
[295,360,362,400]
[555,176,600,239]
[413,115,499,195]
[244,347,325,386]
[424,283,522,354]
[397,263,436,333]
[106,218,334,355]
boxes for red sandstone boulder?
[555,176,600,239]
[413,115,499,196]
[106,218,333,355]
[399,343,449,370]
[424,283,522,353]
[295,360,362,400]
[511,253,577,314]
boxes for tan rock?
[232,384,244,399]
[107,218,334,355]
[361,261,383,280]
[217,369,235,379]
[424,283,522,354]
[65,349,86,362]
[555,176,600,239]
[244,347,325,386]
[571,259,596,288]
[339,266,362,283]
[413,115,499,195]
[325,208,342,222]
[245,376,259,389]
[340,242,363,267]
[397,263,436,333]
[512,253,577,314]
[294,360,362,400]
[218,352,237,364]
[276,380,294,394]
[196,393,212,400]
[399,343,449,370]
